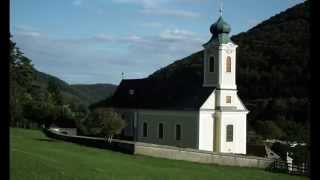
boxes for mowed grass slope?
[10,128,308,180]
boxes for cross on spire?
[219,1,223,16]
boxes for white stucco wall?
[137,110,199,149]
[199,89,248,154]
[203,43,238,89]
[198,110,215,151]
[219,112,247,154]
[200,90,216,110]
[198,90,216,151]
[215,90,247,110]
[219,43,237,90]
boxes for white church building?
[105,14,249,154]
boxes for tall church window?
[209,56,215,72]
[226,125,233,142]
[176,124,181,140]
[158,123,164,139]
[143,122,148,137]
[226,96,231,104]
[226,56,231,72]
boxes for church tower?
[199,10,249,154]
[203,15,237,89]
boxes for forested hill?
[33,70,117,106]
[97,1,310,142]
[150,1,309,100]
[10,37,118,129]
[71,84,117,105]
[232,1,309,100]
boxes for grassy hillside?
[10,128,307,180]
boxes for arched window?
[176,124,181,140]
[226,96,231,104]
[143,122,148,137]
[226,56,231,72]
[226,125,233,142]
[158,123,164,139]
[209,56,215,72]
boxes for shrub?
[85,108,126,141]
[271,142,290,161]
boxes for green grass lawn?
[10,128,308,180]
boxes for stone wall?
[135,142,274,169]
[43,128,135,154]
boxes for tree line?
[9,38,126,140]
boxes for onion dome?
[210,16,231,35]
[203,16,232,47]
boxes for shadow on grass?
[34,138,57,142]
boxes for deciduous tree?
[85,108,126,142]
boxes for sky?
[10,0,305,85]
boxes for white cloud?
[123,35,143,42]
[14,26,43,38]
[19,31,41,37]
[12,26,205,84]
[160,29,197,40]
[93,34,145,44]
[94,34,115,42]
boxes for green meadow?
[10,128,308,180]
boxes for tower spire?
[219,1,223,16]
